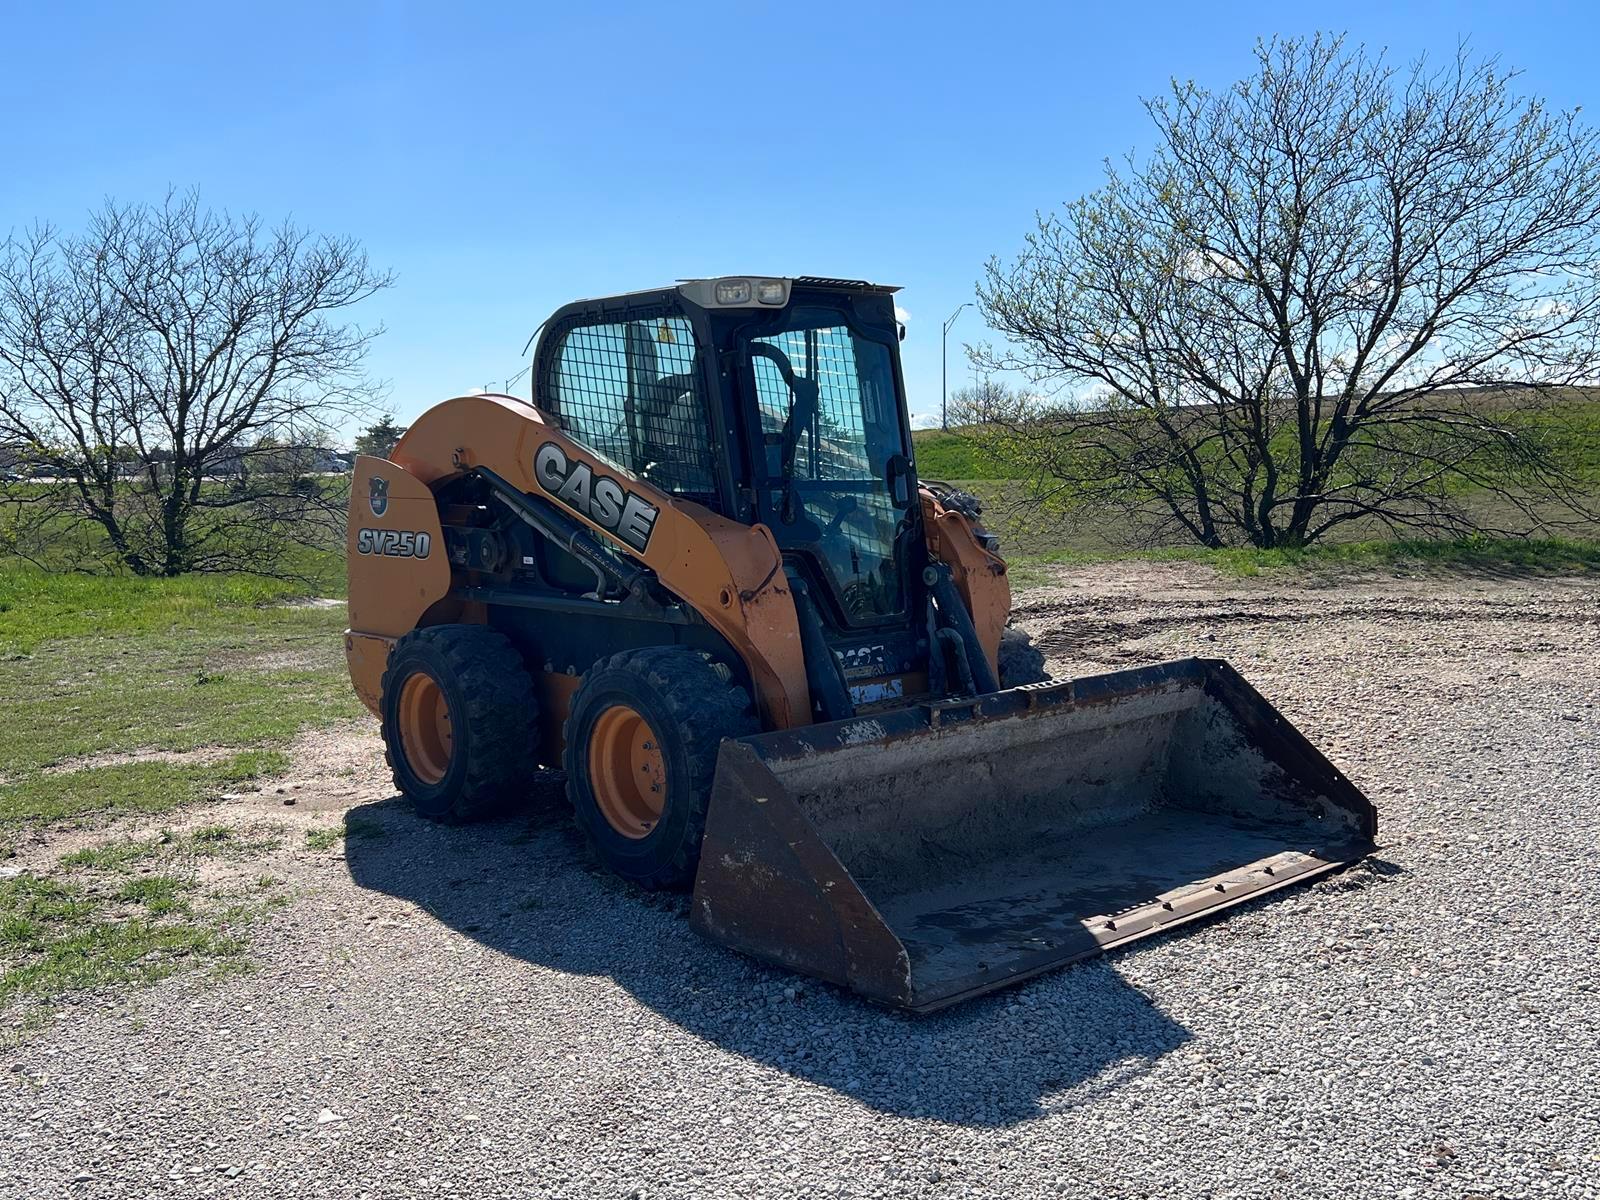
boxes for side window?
[547,314,716,499]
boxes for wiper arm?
[750,343,818,523]
[777,375,818,522]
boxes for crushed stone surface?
[2,561,1597,1199]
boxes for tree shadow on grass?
[342,783,1197,1128]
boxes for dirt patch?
[235,719,389,815]
[40,747,237,776]
[230,646,330,672]
[1011,558,1599,679]
[3,722,386,873]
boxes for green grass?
[1204,535,1600,577]
[114,874,194,916]
[916,390,1600,484]
[2,649,352,764]
[58,836,164,872]
[0,554,341,656]
[3,823,294,1018]
[0,559,364,829]
[173,824,286,857]
[1,752,289,827]
[910,429,1020,480]
[0,552,354,1022]
[58,825,285,873]
[0,483,346,590]
[303,816,384,852]
[1007,534,1600,586]
[345,814,386,840]
[1512,396,1600,484]
[304,826,343,851]
[918,389,1600,565]
[0,869,263,1008]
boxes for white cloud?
[1177,248,1245,283]
[908,410,940,430]
[895,305,911,324]
[1523,296,1572,321]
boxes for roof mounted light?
[677,277,794,309]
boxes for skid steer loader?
[345,276,1375,1011]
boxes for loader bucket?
[690,658,1376,1012]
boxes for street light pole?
[941,302,972,431]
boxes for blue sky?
[2,0,1595,434]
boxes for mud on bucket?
[689,658,1376,1012]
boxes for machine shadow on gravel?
[343,789,1196,1128]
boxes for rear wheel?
[381,625,537,822]
[564,647,757,890]
[997,626,1050,688]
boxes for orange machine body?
[345,393,1008,741]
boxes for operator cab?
[532,277,929,707]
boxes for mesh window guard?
[546,314,716,498]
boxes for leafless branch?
[0,191,391,574]
[973,36,1600,548]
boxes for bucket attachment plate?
[690,658,1376,1012]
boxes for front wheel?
[564,647,757,890]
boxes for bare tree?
[947,378,1028,427]
[975,36,1600,549]
[0,192,392,574]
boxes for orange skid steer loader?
[345,277,1375,1011]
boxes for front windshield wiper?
[750,343,818,523]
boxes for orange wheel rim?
[398,671,453,786]
[588,703,666,840]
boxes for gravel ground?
[3,561,1598,1199]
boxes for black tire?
[564,646,757,890]
[997,625,1050,688]
[380,624,537,823]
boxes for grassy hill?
[911,387,1600,566]
[915,386,1600,480]
[909,430,1020,481]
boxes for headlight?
[756,280,786,305]
[714,279,752,305]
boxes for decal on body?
[356,528,431,558]
[838,643,889,679]
[534,441,659,553]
